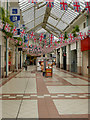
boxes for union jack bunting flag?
[49,34,54,45]
[52,44,54,47]
[73,0,81,12]
[44,39,47,45]
[84,32,87,38]
[12,26,17,35]
[68,33,74,42]
[28,0,37,4]
[59,34,64,43]
[55,40,57,45]
[0,23,4,30]
[46,0,54,7]
[30,31,34,38]
[25,33,28,40]
[48,44,50,47]
[78,32,84,40]
[20,29,25,38]
[4,23,11,32]
[60,0,68,10]
[34,37,37,42]
[27,34,30,40]
[39,33,44,43]
[85,2,90,13]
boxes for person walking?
[24,60,27,71]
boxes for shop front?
[81,37,90,76]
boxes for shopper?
[24,60,27,71]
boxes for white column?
[12,45,15,71]
[1,33,5,77]
[66,45,70,71]
[6,38,9,77]
[60,48,63,68]
[16,47,18,71]
[56,50,58,67]
[20,51,22,68]
[77,40,82,74]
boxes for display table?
[46,68,52,77]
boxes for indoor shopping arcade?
[0,0,90,119]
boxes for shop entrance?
[71,50,77,73]
[27,55,37,65]
[63,53,66,70]
[62,46,66,70]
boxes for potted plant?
[72,25,80,37]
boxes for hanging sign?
[10,7,20,37]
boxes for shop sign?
[81,37,90,51]
[10,7,20,37]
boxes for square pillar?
[60,48,63,69]
[77,40,82,74]
[6,38,9,77]
[18,51,20,69]
[10,45,15,72]
[16,47,18,71]
[66,45,70,71]
[56,50,58,67]
[1,35,5,78]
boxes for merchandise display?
[37,57,53,77]
[46,59,53,77]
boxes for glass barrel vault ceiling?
[19,0,86,36]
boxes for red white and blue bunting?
[26,0,90,13]
[0,22,90,55]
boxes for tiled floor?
[0,66,89,119]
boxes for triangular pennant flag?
[46,0,54,8]
[85,2,90,13]
[73,0,81,12]
[60,0,68,10]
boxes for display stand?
[37,57,53,77]
[45,59,53,77]
[37,57,46,72]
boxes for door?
[57,52,60,68]
[71,50,77,72]
[63,53,66,70]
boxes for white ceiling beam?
[27,23,43,32]
[50,13,68,25]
